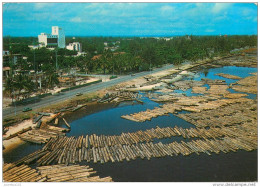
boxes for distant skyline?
[3,2,258,37]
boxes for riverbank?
[2,52,256,154]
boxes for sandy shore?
[3,119,36,153]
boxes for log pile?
[177,99,257,128]
[4,126,32,140]
[98,91,142,103]
[13,149,50,166]
[14,129,256,165]
[121,96,252,122]
[172,80,205,91]
[37,164,113,182]
[18,128,66,144]
[3,164,47,182]
[215,73,242,80]
[13,111,256,165]
[3,163,113,182]
[232,74,257,94]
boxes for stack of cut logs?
[18,113,71,144]
[18,126,69,144]
[37,164,113,182]
[3,164,47,182]
[98,91,142,103]
[3,163,113,182]
[121,97,252,122]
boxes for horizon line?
[3,34,258,38]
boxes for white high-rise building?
[38,26,65,48]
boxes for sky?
[2,2,258,37]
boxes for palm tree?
[12,74,35,100]
[99,49,113,74]
[21,75,35,99]
[4,77,15,102]
[46,71,60,89]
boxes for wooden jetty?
[37,164,113,182]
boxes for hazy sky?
[3,2,258,36]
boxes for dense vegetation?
[4,35,257,74]
[3,35,257,100]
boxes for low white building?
[66,42,82,52]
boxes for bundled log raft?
[13,115,256,166]
[215,73,242,80]
[15,131,256,166]
[121,96,251,122]
[37,164,113,182]
[177,99,257,128]
[3,164,47,182]
[3,163,113,182]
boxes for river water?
[3,66,257,182]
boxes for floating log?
[4,126,32,140]
[54,118,59,125]
[33,114,43,124]
[47,112,61,123]
[63,118,71,129]
[38,112,51,116]
[35,120,42,129]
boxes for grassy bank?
[3,90,107,127]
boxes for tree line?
[3,35,257,100]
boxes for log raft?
[37,164,113,182]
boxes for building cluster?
[3,26,85,80]
[28,26,83,55]
[38,26,65,48]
